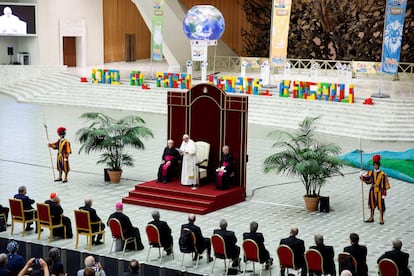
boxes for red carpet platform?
[122,180,245,215]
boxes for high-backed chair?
[211,234,238,275]
[108,218,136,256]
[36,203,66,242]
[195,141,210,185]
[378,258,399,276]
[146,224,174,263]
[179,228,200,268]
[277,244,301,276]
[338,252,357,275]
[74,209,105,251]
[305,249,326,275]
[242,239,269,276]
[9,198,36,237]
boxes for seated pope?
[215,145,233,190]
[157,139,180,183]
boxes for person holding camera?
[77,256,106,276]
[17,257,50,276]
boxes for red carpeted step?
[122,197,209,214]
[127,190,213,208]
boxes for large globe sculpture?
[182,5,225,41]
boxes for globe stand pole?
[371,73,390,98]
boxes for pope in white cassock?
[179,134,198,188]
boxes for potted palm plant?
[76,112,154,183]
[263,116,344,211]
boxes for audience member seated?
[44,192,73,238]
[77,255,106,276]
[180,213,213,262]
[18,257,49,276]
[6,240,25,275]
[45,248,64,276]
[377,238,412,276]
[157,139,180,184]
[83,267,95,276]
[309,234,336,276]
[0,204,10,226]
[242,221,273,269]
[122,259,140,276]
[14,185,38,232]
[0,253,12,276]
[107,202,144,251]
[279,227,307,276]
[215,145,234,190]
[343,232,368,276]
[79,198,105,245]
[213,218,240,267]
[148,210,173,255]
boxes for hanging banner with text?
[381,0,407,74]
[151,0,164,62]
[269,0,292,67]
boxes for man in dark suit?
[122,259,140,275]
[242,221,273,269]
[343,233,368,276]
[309,234,335,276]
[148,210,173,255]
[79,199,105,245]
[213,219,240,267]
[107,202,144,250]
[377,238,412,276]
[44,192,73,238]
[14,186,39,232]
[180,214,213,262]
[279,227,307,276]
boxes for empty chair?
[277,244,301,276]
[146,224,174,263]
[378,258,399,276]
[36,203,66,242]
[108,218,136,256]
[9,198,36,237]
[74,209,105,251]
[195,141,210,185]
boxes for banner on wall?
[381,0,407,74]
[269,0,292,67]
[151,0,164,62]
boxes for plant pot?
[107,170,122,183]
[303,195,320,212]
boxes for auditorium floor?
[0,62,413,275]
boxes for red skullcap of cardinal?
[57,127,66,136]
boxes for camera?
[93,262,99,272]
[34,258,40,265]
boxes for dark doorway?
[125,33,136,62]
[63,36,76,67]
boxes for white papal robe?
[180,139,198,185]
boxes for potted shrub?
[263,116,344,211]
[76,112,154,183]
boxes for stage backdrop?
[168,84,248,192]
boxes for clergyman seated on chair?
[215,145,233,190]
[148,210,173,255]
[377,238,412,276]
[309,234,336,276]
[243,221,273,269]
[343,232,368,276]
[279,227,307,276]
[157,139,180,184]
[14,185,38,232]
[79,198,105,245]
[107,202,144,251]
[44,192,73,238]
[180,214,213,262]
[213,218,240,267]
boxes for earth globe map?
[182,5,225,41]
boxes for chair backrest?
[36,203,52,225]
[146,224,161,246]
[338,252,357,274]
[195,141,210,167]
[9,198,24,218]
[305,249,324,274]
[378,258,399,276]
[179,228,196,253]
[108,218,126,240]
[74,210,91,233]
[211,234,227,257]
[277,245,296,269]
[242,239,260,262]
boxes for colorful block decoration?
[208,75,264,95]
[154,72,192,89]
[280,80,355,103]
[130,70,145,86]
[91,69,120,85]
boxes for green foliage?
[76,112,154,171]
[264,116,344,196]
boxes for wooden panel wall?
[180,0,250,56]
[103,0,151,62]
